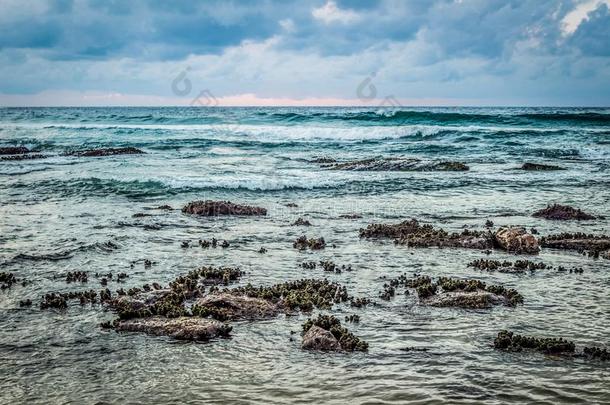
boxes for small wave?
[4,240,119,265]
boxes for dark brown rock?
[539,233,610,252]
[521,162,565,171]
[291,217,312,226]
[302,325,341,351]
[327,157,469,171]
[67,147,145,157]
[532,204,596,220]
[1,154,48,161]
[182,200,267,216]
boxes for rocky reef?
[521,162,565,171]
[182,200,267,216]
[301,314,368,352]
[1,153,48,161]
[66,147,145,157]
[323,157,469,172]
[532,204,597,220]
[192,294,281,321]
[467,259,547,272]
[112,316,231,341]
[494,330,575,354]
[293,235,326,250]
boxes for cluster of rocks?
[182,200,267,216]
[494,330,608,360]
[293,235,326,250]
[321,157,469,172]
[403,276,523,309]
[360,218,539,254]
[181,238,230,249]
[1,272,18,289]
[301,314,368,352]
[300,260,353,273]
[40,290,98,309]
[532,204,598,220]
[66,271,88,283]
[468,259,583,274]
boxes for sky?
[0,0,609,106]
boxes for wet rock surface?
[291,217,312,226]
[66,147,145,157]
[301,314,368,352]
[532,204,597,220]
[494,330,575,354]
[182,200,267,216]
[521,162,565,171]
[0,272,18,289]
[114,316,231,341]
[193,293,281,321]
[1,153,48,161]
[324,157,469,172]
[494,227,539,254]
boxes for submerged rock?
[291,217,312,226]
[114,316,231,341]
[532,204,597,220]
[0,146,29,155]
[0,272,17,289]
[301,314,368,352]
[326,157,469,172]
[67,147,145,157]
[182,200,267,216]
[494,227,539,254]
[521,162,565,171]
[468,259,547,272]
[193,293,281,321]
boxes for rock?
[310,157,337,164]
[532,204,597,220]
[326,157,469,171]
[192,293,281,321]
[360,218,495,250]
[132,213,152,218]
[182,200,267,216]
[0,272,17,289]
[1,154,48,161]
[302,325,341,351]
[494,227,539,254]
[539,233,610,253]
[285,202,299,207]
[114,316,231,341]
[293,235,326,250]
[521,162,565,171]
[0,146,29,155]
[494,330,575,354]
[339,213,362,219]
[301,314,368,352]
[602,251,610,260]
[67,147,145,157]
[156,205,173,210]
[422,291,511,309]
[291,217,312,226]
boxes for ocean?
[1,106,609,404]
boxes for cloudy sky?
[0,0,609,106]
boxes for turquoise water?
[1,107,609,404]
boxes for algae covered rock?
[326,157,469,172]
[521,162,565,171]
[301,314,368,352]
[182,200,267,216]
[532,204,597,220]
[494,330,575,354]
[0,146,29,155]
[494,227,539,254]
[114,316,231,341]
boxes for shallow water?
[1,107,609,404]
